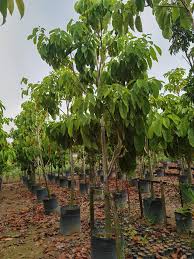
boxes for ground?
[0,176,193,258]
[0,182,90,259]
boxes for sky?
[0,0,189,119]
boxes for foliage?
[152,0,194,39]
[0,101,14,175]
[0,0,24,24]
[28,0,163,176]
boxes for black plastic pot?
[100,175,104,183]
[130,178,138,187]
[55,175,60,184]
[47,174,53,181]
[66,170,70,178]
[26,179,33,191]
[156,169,164,177]
[180,175,189,184]
[43,195,58,215]
[139,180,150,193]
[97,169,103,177]
[31,184,41,195]
[50,174,55,182]
[22,176,28,185]
[68,180,72,188]
[91,236,117,259]
[113,191,127,209]
[59,178,68,188]
[79,174,85,180]
[80,183,89,194]
[60,205,81,235]
[143,197,164,224]
[36,188,48,202]
[175,211,192,233]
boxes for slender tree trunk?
[111,195,124,259]
[187,159,192,185]
[70,149,75,206]
[148,149,154,198]
[83,147,86,183]
[101,117,112,237]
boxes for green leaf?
[67,119,73,137]
[16,0,24,18]
[172,7,180,22]
[112,10,123,34]
[162,13,172,39]
[154,44,162,56]
[152,119,162,137]
[134,134,145,152]
[177,118,189,137]
[7,0,14,15]
[147,125,154,139]
[149,80,160,98]
[162,117,170,129]
[0,0,7,24]
[135,0,145,12]
[180,8,192,29]
[128,12,134,31]
[188,128,194,147]
[150,46,158,61]
[168,114,180,125]
[162,128,169,143]
[135,15,142,32]
[119,101,128,120]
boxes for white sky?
[0,0,189,119]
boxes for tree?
[27,2,162,249]
[147,68,194,184]
[0,101,14,177]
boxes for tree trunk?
[187,159,192,185]
[70,149,75,206]
[101,117,112,237]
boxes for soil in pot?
[143,197,164,224]
[175,209,192,233]
[91,235,117,259]
[43,194,58,215]
[36,188,48,203]
[60,205,81,236]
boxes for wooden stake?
[160,181,167,225]
[138,180,144,218]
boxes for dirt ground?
[0,182,91,259]
[0,177,193,259]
